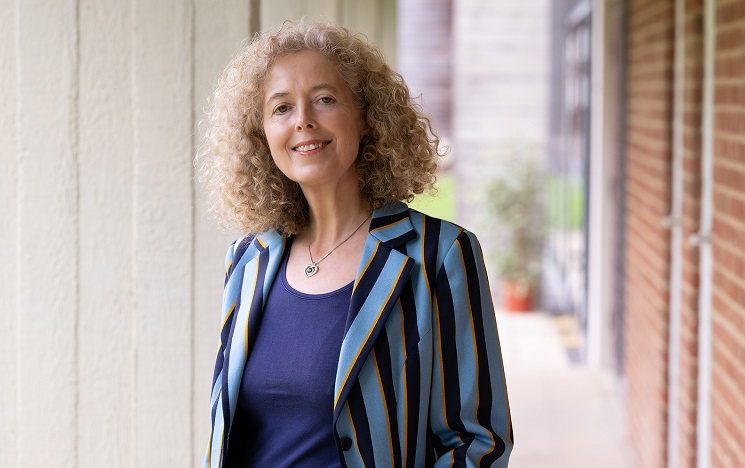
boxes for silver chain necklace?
[304,211,372,278]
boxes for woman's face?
[262,50,365,192]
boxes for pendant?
[304,263,319,278]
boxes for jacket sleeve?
[209,234,257,394]
[429,230,513,467]
[208,238,240,392]
[205,235,255,468]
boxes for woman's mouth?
[293,141,330,152]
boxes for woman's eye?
[319,96,334,104]
[273,105,289,115]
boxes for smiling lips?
[293,141,331,152]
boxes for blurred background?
[2,0,744,467]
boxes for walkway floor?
[497,310,635,468]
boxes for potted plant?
[487,141,545,312]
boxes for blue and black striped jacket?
[205,203,513,467]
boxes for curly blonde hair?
[198,20,441,234]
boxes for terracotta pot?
[502,282,532,312]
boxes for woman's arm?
[430,229,513,467]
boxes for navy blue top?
[233,238,351,467]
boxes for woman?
[200,20,513,467]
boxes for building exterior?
[624,1,745,466]
[557,0,745,466]
[4,0,745,467]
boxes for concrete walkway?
[497,311,635,468]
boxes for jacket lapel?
[221,230,286,436]
[333,204,417,422]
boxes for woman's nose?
[295,104,316,130]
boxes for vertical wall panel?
[380,0,398,64]
[77,1,134,466]
[344,1,397,64]
[258,0,395,59]
[0,3,18,467]
[192,0,250,462]
[260,0,340,32]
[132,1,194,465]
[341,2,382,44]
[16,1,79,467]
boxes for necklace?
[304,211,372,278]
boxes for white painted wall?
[0,1,393,466]
[192,1,253,464]
[78,3,135,466]
[16,3,79,466]
[260,0,397,60]
[0,4,17,468]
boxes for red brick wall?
[711,1,745,466]
[625,1,745,466]
[676,2,704,467]
[624,1,675,467]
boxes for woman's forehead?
[263,50,354,99]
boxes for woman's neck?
[302,188,371,252]
[286,188,372,294]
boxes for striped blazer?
[205,203,513,467]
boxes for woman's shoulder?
[407,208,462,233]
[223,229,283,279]
[399,205,475,243]
[376,203,481,255]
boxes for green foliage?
[487,140,545,289]
[544,174,585,229]
[409,173,457,223]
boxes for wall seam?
[130,0,139,465]
[189,0,197,465]
[72,0,82,466]
[13,1,22,465]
